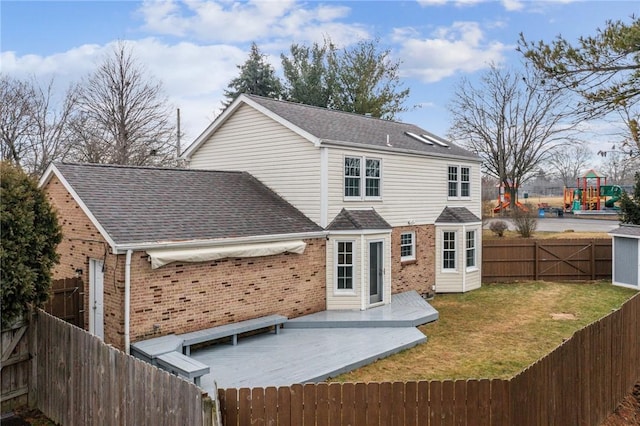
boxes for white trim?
[442,229,457,272]
[360,234,366,310]
[342,154,383,201]
[320,147,329,227]
[400,231,416,262]
[334,239,357,295]
[328,229,391,236]
[465,228,477,272]
[367,238,385,307]
[447,164,472,201]
[40,164,118,252]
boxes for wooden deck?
[191,291,437,392]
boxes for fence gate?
[43,277,84,328]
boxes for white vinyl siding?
[326,236,361,310]
[327,148,481,227]
[189,104,322,223]
[435,225,481,293]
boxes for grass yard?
[331,281,637,383]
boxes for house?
[41,95,482,353]
[182,94,483,306]
[40,163,326,352]
[609,224,640,289]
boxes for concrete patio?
[191,291,438,392]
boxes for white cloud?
[501,0,524,12]
[395,22,511,83]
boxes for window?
[443,231,456,270]
[466,230,476,268]
[400,232,416,262]
[448,165,471,199]
[344,157,361,197]
[344,156,381,199]
[336,241,354,290]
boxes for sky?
[1,0,637,152]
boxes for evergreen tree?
[281,41,337,108]
[223,43,283,106]
[619,172,640,225]
[1,161,62,325]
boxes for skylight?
[405,131,433,145]
[421,133,449,148]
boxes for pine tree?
[223,43,283,106]
[619,172,640,225]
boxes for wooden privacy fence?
[482,238,612,283]
[42,277,83,327]
[219,293,640,425]
[31,310,219,426]
[1,319,30,411]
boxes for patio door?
[369,241,383,304]
[89,258,104,340]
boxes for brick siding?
[391,225,436,296]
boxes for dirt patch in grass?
[550,312,577,320]
[331,281,637,383]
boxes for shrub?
[1,162,62,326]
[512,204,537,238]
[489,220,509,237]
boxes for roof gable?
[49,163,323,248]
[184,94,480,161]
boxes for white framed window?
[400,232,416,262]
[466,230,476,269]
[448,165,471,199]
[443,231,456,270]
[336,241,355,291]
[344,156,381,200]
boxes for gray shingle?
[54,163,323,246]
[435,207,481,224]
[247,95,479,161]
[326,208,391,231]
[609,224,640,237]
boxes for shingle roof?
[326,208,391,231]
[52,163,323,246]
[435,207,481,224]
[246,95,479,161]
[609,224,640,238]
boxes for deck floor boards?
[191,291,438,392]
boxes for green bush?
[1,162,62,326]
[619,172,640,225]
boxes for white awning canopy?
[146,240,307,269]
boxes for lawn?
[331,281,637,383]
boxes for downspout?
[125,249,132,355]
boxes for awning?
[146,240,307,269]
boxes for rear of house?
[184,94,483,303]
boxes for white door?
[89,259,105,340]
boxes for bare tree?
[71,42,176,166]
[599,150,640,185]
[448,65,575,205]
[547,143,592,187]
[0,75,78,176]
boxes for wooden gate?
[482,239,612,283]
[43,277,83,328]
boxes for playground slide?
[604,185,623,208]
[493,201,510,213]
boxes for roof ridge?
[56,162,245,175]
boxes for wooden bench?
[181,314,287,355]
[156,351,210,386]
[130,334,184,365]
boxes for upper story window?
[448,165,471,199]
[400,231,416,262]
[344,156,381,200]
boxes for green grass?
[332,281,638,383]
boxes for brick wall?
[391,225,436,295]
[45,174,327,350]
[128,239,326,345]
[44,175,124,346]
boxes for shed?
[609,224,640,289]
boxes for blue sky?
[1,0,637,147]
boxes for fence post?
[590,240,596,280]
[28,310,37,408]
[534,241,539,281]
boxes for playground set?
[562,169,622,214]
[492,170,623,216]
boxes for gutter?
[125,250,132,355]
